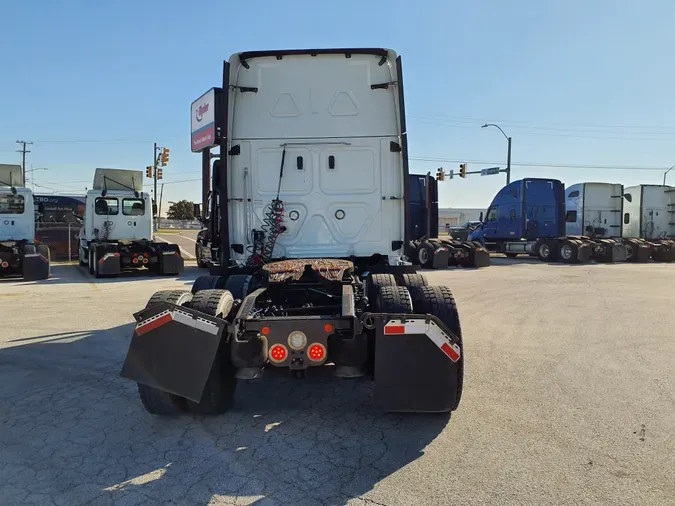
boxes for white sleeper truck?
[622,184,675,262]
[79,168,184,277]
[0,164,50,280]
[120,48,465,416]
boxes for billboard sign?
[191,88,222,152]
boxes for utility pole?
[506,136,512,185]
[153,142,158,206]
[16,140,33,181]
[158,183,164,230]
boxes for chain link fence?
[36,222,81,262]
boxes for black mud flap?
[22,251,50,281]
[652,242,675,262]
[97,244,121,275]
[120,301,228,403]
[373,314,462,413]
[468,246,491,268]
[457,242,491,268]
[432,247,450,269]
[576,242,592,263]
[592,240,626,262]
[633,243,652,262]
[160,249,184,275]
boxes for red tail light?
[307,343,326,362]
[269,344,288,363]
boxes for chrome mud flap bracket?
[367,313,462,413]
[120,301,228,402]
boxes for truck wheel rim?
[561,244,572,260]
[540,244,550,257]
[625,244,633,258]
[419,248,428,264]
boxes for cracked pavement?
[1,262,674,505]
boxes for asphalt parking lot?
[1,261,674,505]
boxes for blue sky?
[2,0,674,208]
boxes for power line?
[409,156,668,171]
[407,113,675,132]
[409,116,675,141]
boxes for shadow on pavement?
[0,322,450,505]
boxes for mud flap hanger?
[360,312,462,362]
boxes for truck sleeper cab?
[622,184,675,262]
[480,178,592,263]
[121,48,465,416]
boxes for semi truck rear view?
[0,164,51,280]
[78,168,184,277]
[121,48,465,416]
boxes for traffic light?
[157,167,163,180]
[160,148,170,167]
[146,166,152,178]
[459,163,467,178]
[436,167,445,181]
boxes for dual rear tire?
[137,288,237,416]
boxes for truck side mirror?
[152,203,158,216]
[193,203,201,220]
[37,202,45,214]
[479,211,484,222]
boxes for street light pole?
[663,164,675,186]
[482,123,511,184]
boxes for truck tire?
[192,275,226,293]
[145,289,193,309]
[187,289,235,319]
[558,240,578,263]
[137,383,188,415]
[137,289,195,415]
[88,246,95,275]
[185,289,237,414]
[367,273,396,301]
[408,285,463,410]
[416,241,437,269]
[398,273,428,290]
[196,243,208,269]
[366,285,414,375]
[375,285,414,314]
[535,239,556,262]
[224,274,260,300]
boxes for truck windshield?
[123,198,145,216]
[0,194,25,214]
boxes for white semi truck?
[0,164,51,280]
[78,168,184,277]
[565,182,674,262]
[622,184,675,262]
[120,48,465,416]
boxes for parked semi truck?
[565,182,654,262]
[121,48,464,415]
[473,178,596,262]
[78,168,184,277]
[407,172,490,269]
[0,164,51,280]
[622,184,675,262]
